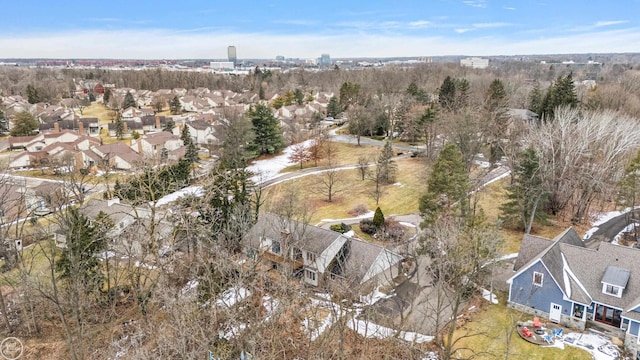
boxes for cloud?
[472,22,511,29]
[595,20,628,27]
[455,28,473,34]
[503,6,516,10]
[408,20,431,28]
[1,26,639,59]
[463,0,488,8]
[272,19,319,26]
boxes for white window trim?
[602,283,622,298]
[533,271,544,287]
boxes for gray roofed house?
[508,227,640,358]
[244,213,403,291]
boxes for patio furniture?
[553,328,564,339]
[522,327,533,338]
[535,328,545,335]
[533,317,541,328]
[543,334,553,344]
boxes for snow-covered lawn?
[153,185,203,207]
[247,139,315,183]
[347,317,434,344]
[562,331,621,360]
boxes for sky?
[1,0,639,59]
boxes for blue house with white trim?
[507,228,640,357]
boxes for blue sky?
[1,0,639,59]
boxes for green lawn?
[452,293,592,359]
[264,156,427,224]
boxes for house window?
[533,272,544,287]
[305,269,316,282]
[605,284,620,296]
[271,240,281,254]
[306,252,316,262]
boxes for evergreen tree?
[438,76,456,112]
[326,96,341,118]
[220,115,254,169]
[617,150,640,211]
[372,207,385,228]
[169,96,181,115]
[419,144,470,226]
[484,79,510,163]
[103,88,112,105]
[454,78,470,110]
[247,104,284,155]
[294,88,304,105]
[528,82,542,115]
[56,208,106,291]
[377,141,397,184]
[9,111,39,137]
[162,118,175,132]
[114,113,124,139]
[339,82,361,110]
[499,147,547,233]
[258,84,265,100]
[0,109,6,133]
[123,91,136,109]
[181,126,198,164]
[539,74,579,121]
[26,84,40,104]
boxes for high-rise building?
[319,53,331,67]
[228,46,237,66]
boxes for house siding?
[509,261,576,327]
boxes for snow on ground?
[563,331,621,360]
[359,286,394,306]
[247,139,315,183]
[399,221,417,228]
[481,288,499,304]
[301,297,350,341]
[153,185,204,207]
[262,296,280,321]
[612,222,639,245]
[180,280,198,295]
[347,317,434,344]
[319,211,375,224]
[216,286,251,308]
[584,207,640,240]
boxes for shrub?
[359,219,377,235]
[330,223,352,234]
[381,219,406,242]
[348,204,369,217]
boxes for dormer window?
[604,284,621,297]
[601,266,630,298]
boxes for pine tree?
[326,96,341,118]
[56,208,106,291]
[247,104,284,155]
[103,88,112,105]
[294,88,304,105]
[377,141,397,184]
[169,96,182,115]
[499,147,547,233]
[339,82,361,109]
[123,91,136,109]
[163,118,175,132]
[26,84,40,104]
[454,78,470,110]
[438,76,456,112]
[372,207,385,228]
[484,79,510,163]
[419,144,470,226]
[115,113,124,139]
[528,83,542,115]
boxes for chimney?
[53,122,60,133]
[78,121,85,135]
[123,122,128,133]
[107,197,120,207]
[155,116,161,129]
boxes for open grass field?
[264,156,428,224]
[452,293,591,360]
[82,103,116,125]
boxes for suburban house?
[507,228,640,357]
[121,107,154,120]
[130,131,184,159]
[107,120,144,137]
[185,120,219,145]
[244,213,403,292]
[89,142,142,170]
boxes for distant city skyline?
[0,0,639,59]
